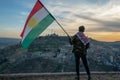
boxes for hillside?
[0,34,120,73]
[0,38,20,49]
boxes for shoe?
[75,76,80,80]
[88,76,91,80]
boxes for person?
[69,26,91,80]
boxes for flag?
[76,32,89,45]
[20,0,55,49]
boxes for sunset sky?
[0,0,120,42]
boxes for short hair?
[79,26,85,32]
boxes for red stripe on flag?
[20,0,43,37]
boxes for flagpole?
[54,19,70,37]
[38,0,71,38]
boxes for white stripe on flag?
[22,8,49,41]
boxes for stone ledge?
[0,72,120,80]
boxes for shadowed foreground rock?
[0,72,120,80]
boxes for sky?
[0,0,120,42]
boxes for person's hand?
[68,37,72,45]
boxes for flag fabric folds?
[76,32,89,45]
[20,0,55,49]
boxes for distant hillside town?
[0,34,120,73]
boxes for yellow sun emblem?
[28,17,38,28]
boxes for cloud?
[20,12,29,16]
[0,0,120,40]
[75,14,120,31]
[85,0,110,5]
[43,0,120,32]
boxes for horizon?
[0,0,120,42]
[0,33,120,43]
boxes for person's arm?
[69,35,76,45]
[69,37,72,45]
[86,42,90,49]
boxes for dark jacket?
[70,35,90,55]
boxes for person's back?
[69,26,91,80]
[72,34,89,55]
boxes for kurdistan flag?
[20,0,55,49]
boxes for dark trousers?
[74,53,90,80]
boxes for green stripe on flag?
[22,14,54,49]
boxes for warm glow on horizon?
[0,29,120,42]
[86,32,120,42]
